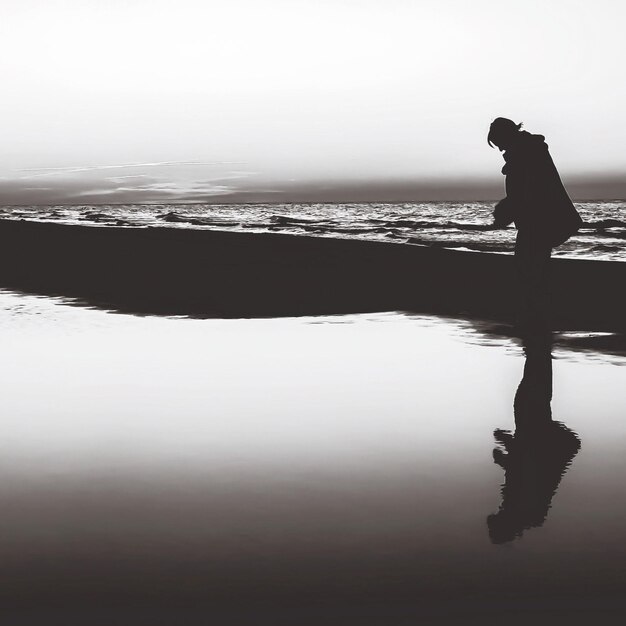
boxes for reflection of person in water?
[488,118,583,330]
[487,332,581,544]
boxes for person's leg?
[514,331,553,430]
[514,230,552,332]
[514,229,533,329]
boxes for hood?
[506,131,549,155]
[501,131,549,174]
[518,130,548,147]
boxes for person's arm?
[492,158,525,228]
[493,197,517,227]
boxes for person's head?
[488,117,523,151]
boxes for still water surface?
[0,291,624,624]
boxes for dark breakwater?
[0,219,623,331]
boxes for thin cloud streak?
[16,161,248,178]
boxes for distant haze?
[1,0,625,204]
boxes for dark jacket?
[493,131,583,246]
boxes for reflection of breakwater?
[0,219,624,330]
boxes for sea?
[1,201,624,262]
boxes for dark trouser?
[514,332,553,429]
[514,229,552,332]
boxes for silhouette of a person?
[488,118,583,330]
[487,332,581,544]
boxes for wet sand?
[0,290,624,625]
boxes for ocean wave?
[158,211,241,227]
[0,202,623,262]
[368,219,497,231]
[575,229,626,240]
[588,244,624,253]
[580,219,626,229]
[270,214,338,225]
[79,211,117,222]
[406,237,512,253]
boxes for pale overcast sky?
[1,0,624,203]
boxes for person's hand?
[493,198,515,228]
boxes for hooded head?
[488,117,523,151]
